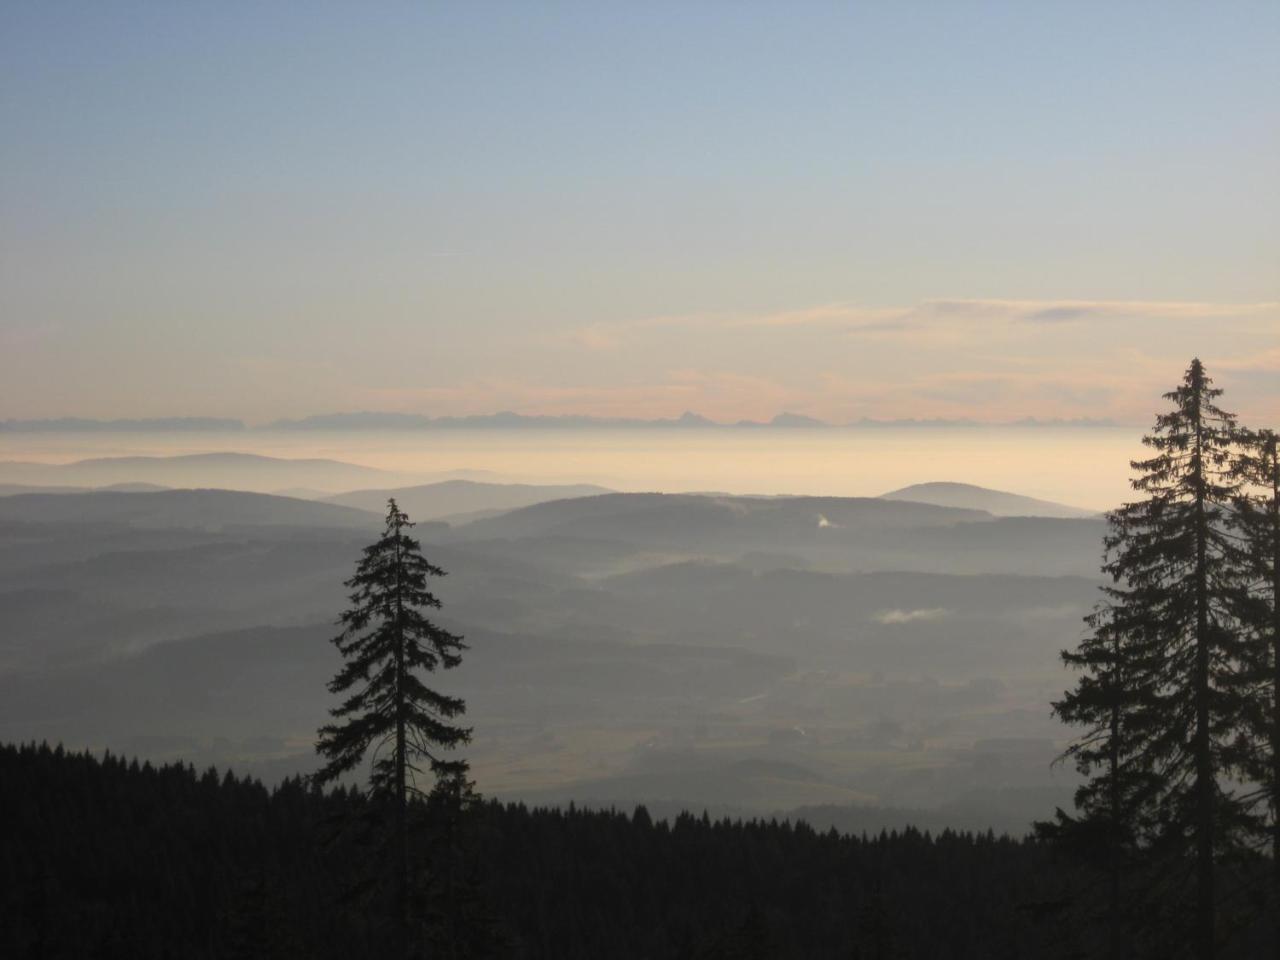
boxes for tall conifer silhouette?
[1054,359,1252,959]
[1233,427,1280,951]
[1043,604,1161,957]
[315,498,470,957]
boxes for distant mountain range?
[879,482,1098,518]
[0,455,1102,522]
[2,412,1122,432]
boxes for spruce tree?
[1042,604,1163,958]
[1054,359,1252,959]
[1233,427,1280,949]
[315,498,470,957]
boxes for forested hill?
[0,743,1075,959]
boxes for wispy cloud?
[203,298,1277,425]
[1217,347,1280,374]
[566,299,1278,347]
[539,298,1280,425]
[357,369,795,421]
[874,608,950,625]
[1023,306,1092,323]
[563,312,732,351]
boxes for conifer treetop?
[315,498,470,795]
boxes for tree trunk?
[1192,390,1214,960]
[1109,632,1123,960]
[394,519,409,959]
[1269,444,1280,959]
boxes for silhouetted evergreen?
[315,498,470,956]
[1048,360,1264,959]
[1038,601,1166,957]
[1234,427,1280,952]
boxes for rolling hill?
[0,481,169,496]
[453,492,989,543]
[879,481,1097,518]
[0,489,381,531]
[0,452,416,494]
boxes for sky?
[2,1,1277,426]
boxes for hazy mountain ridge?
[452,492,990,542]
[881,481,1097,518]
[446,491,1106,576]
[0,452,416,494]
[0,478,1106,823]
[0,481,170,496]
[0,489,381,531]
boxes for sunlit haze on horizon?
[0,424,1143,511]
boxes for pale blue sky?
[2,2,1277,422]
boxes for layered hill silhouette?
[0,475,1108,823]
[0,452,414,494]
[454,492,987,541]
[0,481,168,496]
[879,481,1096,518]
[0,488,380,531]
[446,491,1105,576]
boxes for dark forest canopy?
[2,743,1273,959]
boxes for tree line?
[0,740,1206,959]
[1042,358,1279,959]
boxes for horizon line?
[0,411,1136,433]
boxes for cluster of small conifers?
[1042,358,1280,960]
